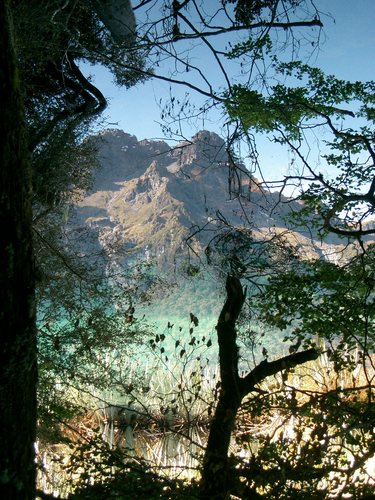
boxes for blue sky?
[83,0,374,179]
[316,0,374,81]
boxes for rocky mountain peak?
[71,128,336,269]
[137,160,168,195]
[171,130,227,170]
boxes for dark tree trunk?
[200,276,245,499]
[199,276,319,499]
[0,2,37,498]
[200,394,242,499]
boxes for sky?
[83,0,374,179]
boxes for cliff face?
[68,128,337,273]
[63,128,352,337]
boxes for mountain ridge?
[73,128,316,265]
[66,128,350,293]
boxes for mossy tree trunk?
[199,276,319,499]
[0,2,37,498]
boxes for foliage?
[235,355,374,498]
[225,62,375,237]
[36,315,219,496]
[224,58,375,364]
[36,259,157,443]
[226,62,374,140]
[257,249,375,358]
[220,45,375,500]
[224,0,280,24]
[13,0,148,211]
[66,440,198,499]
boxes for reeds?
[37,347,374,498]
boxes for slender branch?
[277,127,375,238]
[170,19,323,40]
[177,11,233,92]
[33,226,86,281]
[93,49,225,102]
[29,53,107,150]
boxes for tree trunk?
[200,394,242,499]
[0,2,37,498]
[200,276,245,499]
[199,276,319,499]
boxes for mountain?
[66,129,343,347]
[71,129,332,267]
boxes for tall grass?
[37,348,374,498]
